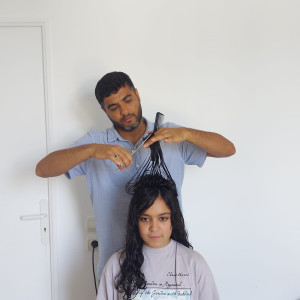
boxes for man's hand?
[94,144,133,171]
[143,128,187,147]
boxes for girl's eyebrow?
[140,212,171,217]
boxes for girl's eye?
[160,217,169,221]
[139,217,149,222]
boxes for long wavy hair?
[115,174,192,300]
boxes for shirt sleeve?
[195,253,220,300]
[65,130,99,179]
[164,122,207,167]
[97,253,121,300]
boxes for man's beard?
[111,105,143,132]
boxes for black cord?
[91,240,98,295]
[175,242,177,297]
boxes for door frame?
[0,19,56,299]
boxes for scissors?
[118,112,164,169]
[130,133,153,156]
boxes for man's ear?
[101,102,107,113]
[135,88,140,101]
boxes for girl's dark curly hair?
[115,174,192,299]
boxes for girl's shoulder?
[176,242,207,265]
[103,250,123,273]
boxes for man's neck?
[116,119,147,145]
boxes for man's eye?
[125,98,132,103]
[110,106,117,112]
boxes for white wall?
[1,0,300,299]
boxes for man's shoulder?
[72,128,111,145]
[163,121,181,129]
[86,127,110,136]
[75,128,108,137]
[144,117,179,130]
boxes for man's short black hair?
[95,71,135,107]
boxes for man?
[36,71,236,279]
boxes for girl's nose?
[149,220,158,232]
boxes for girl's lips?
[149,236,160,239]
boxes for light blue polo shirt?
[66,118,206,279]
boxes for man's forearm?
[35,145,94,178]
[184,128,236,157]
[144,126,236,157]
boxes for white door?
[0,24,52,299]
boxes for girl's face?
[138,194,172,248]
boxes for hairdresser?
[35,71,236,279]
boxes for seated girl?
[97,174,220,300]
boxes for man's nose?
[119,103,129,116]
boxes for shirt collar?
[106,117,153,143]
[143,239,176,256]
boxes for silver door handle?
[19,199,49,245]
[20,213,47,221]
